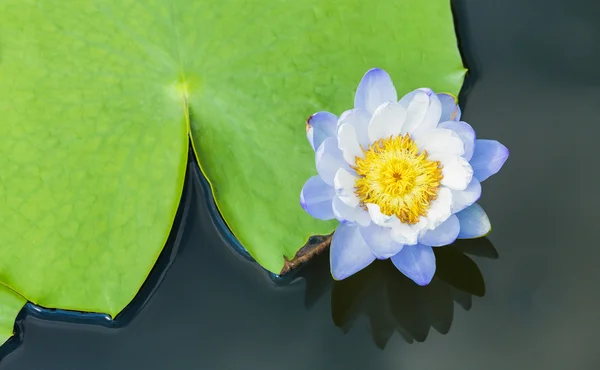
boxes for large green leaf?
[0,0,465,324]
[0,0,188,316]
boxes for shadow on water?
[294,238,498,349]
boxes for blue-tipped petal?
[330,223,377,280]
[437,93,461,122]
[315,137,347,186]
[354,68,398,115]
[300,176,335,220]
[306,111,338,151]
[391,244,436,286]
[450,177,481,213]
[419,214,460,247]
[359,223,404,259]
[470,139,509,182]
[456,203,491,239]
[438,121,476,161]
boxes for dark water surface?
[2,0,600,368]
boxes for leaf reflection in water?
[293,238,498,348]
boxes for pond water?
[2,0,600,369]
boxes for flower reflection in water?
[295,237,498,348]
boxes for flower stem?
[279,234,333,275]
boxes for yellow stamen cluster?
[353,134,443,224]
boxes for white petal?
[456,203,491,238]
[330,223,376,280]
[359,224,404,259]
[337,122,364,166]
[438,121,476,161]
[399,88,441,136]
[390,220,424,246]
[367,102,407,142]
[332,196,370,227]
[300,176,335,220]
[419,214,460,247]
[315,137,346,186]
[337,109,371,149]
[399,90,429,134]
[365,203,397,227]
[416,128,465,157]
[333,168,359,207]
[422,187,453,229]
[412,91,442,137]
[306,111,338,151]
[430,154,473,191]
[451,177,481,213]
[354,68,398,115]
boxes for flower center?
[352,134,443,224]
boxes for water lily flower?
[301,68,508,285]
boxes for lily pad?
[0,0,465,333]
